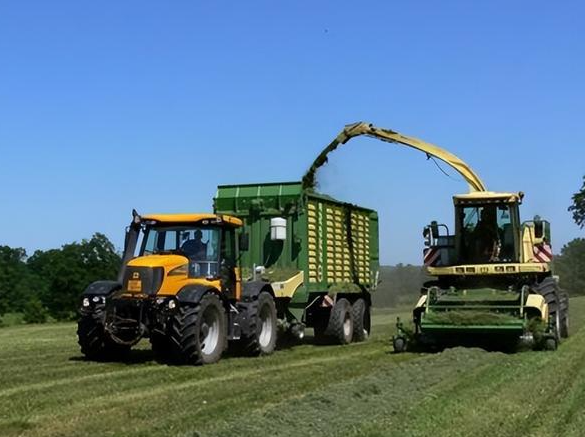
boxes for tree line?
[0,233,120,325]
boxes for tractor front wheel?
[77,305,129,360]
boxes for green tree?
[569,176,585,228]
[554,238,585,296]
[0,246,37,316]
[28,233,121,320]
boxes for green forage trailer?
[214,181,379,344]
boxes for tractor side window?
[221,230,236,265]
[163,231,178,251]
[143,230,156,255]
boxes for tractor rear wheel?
[351,298,370,342]
[326,298,353,344]
[150,331,171,362]
[169,294,227,365]
[239,291,278,356]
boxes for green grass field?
[1,299,585,437]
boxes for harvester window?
[459,204,516,263]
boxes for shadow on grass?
[69,348,157,365]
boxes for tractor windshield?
[458,204,516,263]
[142,225,221,277]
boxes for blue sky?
[1,1,583,264]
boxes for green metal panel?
[213,181,380,302]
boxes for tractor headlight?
[168,299,177,310]
[82,297,90,307]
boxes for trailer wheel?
[77,305,129,360]
[326,298,353,344]
[312,318,328,344]
[240,291,278,356]
[169,294,226,365]
[351,298,370,342]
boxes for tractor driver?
[181,229,207,260]
[473,206,501,262]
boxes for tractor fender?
[176,284,221,305]
[242,281,274,302]
[83,280,121,296]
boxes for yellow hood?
[127,254,188,273]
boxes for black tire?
[239,291,278,356]
[312,317,328,344]
[534,277,561,341]
[351,298,370,342]
[326,298,353,345]
[77,305,129,360]
[559,292,570,338]
[393,337,407,353]
[544,337,557,351]
[169,294,227,365]
[150,331,171,362]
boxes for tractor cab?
[118,212,246,300]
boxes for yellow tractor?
[304,122,569,351]
[78,212,278,365]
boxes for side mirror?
[430,221,440,239]
[239,232,249,252]
[423,227,431,247]
[534,221,544,239]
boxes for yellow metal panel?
[272,271,304,298]
[525,294,548,321]
[427,263,550,276]
[142,213,242,227]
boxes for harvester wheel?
[559,292,570,338]
[534,277,562,341]
[169,294,226,365]
[544,337,557,351]
[240,291,278,356]
[326,298,353,344]
[77,305,129,360]
[351,298,370,342]
[393,337,407,353]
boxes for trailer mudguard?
[242,281,274,302]
[82,280,121,296]
[176,284,219,304]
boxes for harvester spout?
[302,122,487,193]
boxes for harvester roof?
[453,191,523,205]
